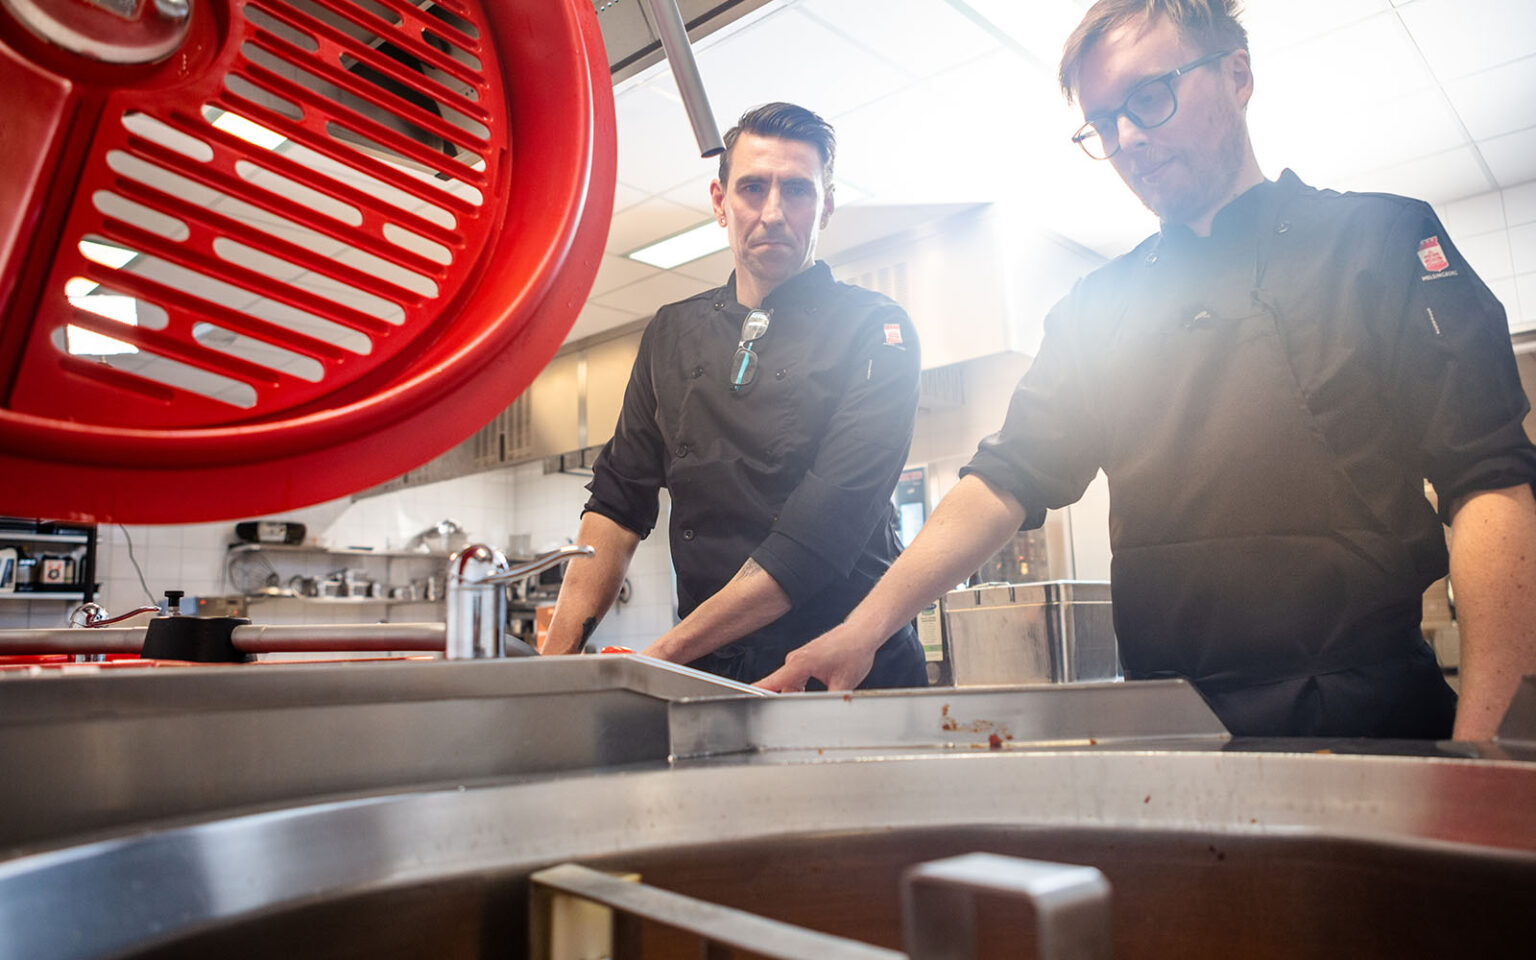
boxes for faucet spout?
[443,544,595,660]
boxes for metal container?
[941,580,1118,686]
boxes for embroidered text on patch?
[883,323,903,346]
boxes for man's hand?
[756,625,879,692]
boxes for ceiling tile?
[590,270,715,316]
[612,180,648,214]
[1503,180,1536,227]
[1249,85,1466,184]
[1396,0,1536,80]
[1477,125,1536,187]
[605,197,711,255]
[1435,189,1508,239]
[563,302,639,344]
[797,0,1001,80]
[689,8,912,126]
[1515,272,1536,325]
[671,248,736,285]
[1256,13,1435,114]
[659,174,718,216]
[1452,228,1515,281]
[612,84,719,196]
[1508,222,1536,275]
[1241,0,1390,52]
[1441,54,1536,141]
[1335,145,1494,205]
[589,254,662,298]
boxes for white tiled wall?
[4,463,679,648]
[506,462,678,651]
[1434,178,1536,331]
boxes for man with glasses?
[543,102,928,689]
[761,0,1536,740]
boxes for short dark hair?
[717,102,836,191]
[1059,0,1249,104]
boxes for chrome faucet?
[68,602,161,662]
[444,544,594,659]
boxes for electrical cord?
[117,524,158,605]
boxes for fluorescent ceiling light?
[78,239,137,269]
[211,110,287,150]
[952,0,1084,68]
[66,294,140,356]
[626,220,729,269]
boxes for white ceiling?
[571,0,1536,343]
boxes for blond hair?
[1059,0,1249,104]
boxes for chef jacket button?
[712,302,723,310]
[690,366,704,378]
[682,528,695,541]
[805,305,817,314]
[1144,252,1158,265]
[775,368,787,380]
[1276,221,1290,234]
[676,443,689,458]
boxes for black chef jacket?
[585,261,927,687]
[963,170,1536,737]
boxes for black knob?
[164,589,184,614]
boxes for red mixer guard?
[0,0,615,522]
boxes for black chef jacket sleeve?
[1370,202,1536,523]
[750,307,921,606]
[960,285,1106,530]
[583,322,667,538]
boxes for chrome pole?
[640,0,725,158]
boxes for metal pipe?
[641,0,725,158]
[233,622,445,653]
[0,623,448,656]
[0,628,146,655]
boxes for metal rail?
[0,622,446,655]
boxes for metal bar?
[902,854,1113,960]
[233,622,445,652]
[667,682,1229,759]
[0,623,446,655]
[0,628,145,655]
[640,0,725,158]
[531,863,905,960]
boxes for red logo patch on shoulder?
[1417,236,1449,272]
[883,323,903,346]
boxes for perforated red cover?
[0,0,614,522]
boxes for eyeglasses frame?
[730,308,772,390]
[1070,48,1234,160]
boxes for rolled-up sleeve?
[1372,203,1536,522]
[584,323,666,537]
[751,307,921,605]
[960,286,1106,530]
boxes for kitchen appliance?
[233,520,306,545]
[941,580,1119,685]
[0,0,614,523]
[0,547,16,593]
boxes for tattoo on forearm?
[580,617,597,644]
[730,559,764,585]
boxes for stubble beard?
[1135,104,1249,228]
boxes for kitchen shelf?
[227,543,450,560]
[0,532,90,546]
[0,592,85,602]
[236,592,439,606]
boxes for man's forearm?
[642,559,791,664]
[843,475,1027,644]
[756,475,1028,691]
[544,512,641,656]
[1448,484,1536,740]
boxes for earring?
[719,217,726,226]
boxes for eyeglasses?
[730,308,772,390]
[1071,49,1232,160]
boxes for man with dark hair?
[544,102,928,689]
[760,2,1536,740]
